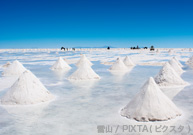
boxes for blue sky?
[0,0,193,48]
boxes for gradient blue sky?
[0,0,193,48]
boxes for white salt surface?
[0,48,193,135]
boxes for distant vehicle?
[144,47,148,49]
[61,47,65,51]
[130,46,140,49]
[150,46,155,51]
[107,46,110,50]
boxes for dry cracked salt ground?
[0,49,193,135]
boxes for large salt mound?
[2,60,26,76]
[173,57,183,67]
[123,56,135,66]
[121,77,181,122]
[0,70,54,105]
[168,58,184,75]
[76,54,93,67]
[109,58,128,70]
[154,62,187,87]
[68,62,100,80]
[50,57,71,70]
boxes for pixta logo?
[97,124,191,134]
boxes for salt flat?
[0,48,193,135]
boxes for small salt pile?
[123,56,135,66]
[186,55,193,66]
[154,62,187,87]
[168,58,184,75]
[121,77,181,122]
[109,57,128,70]
[76,54,93,67]
[2,61,11,68]
[168,49,172,53]
[173,57,183,67]
[0,70,54,105]
[2,60,26,76]
[68,62,100,80]
[50,57,71,70]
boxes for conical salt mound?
[168,58,184,75]
[121,77,181,122]
[0,70,54,105]
[123,56,135,66]
[109,58,128,70]
[2,61,11,68]
[186,55,193,66]
[154,62,187,87]
[50,57,71,70]
[173,57,183,67]
[76,54,93,67]
[68,62,100,80]
[2,60,26,76]
[168,49,173,54]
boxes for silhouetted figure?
[136,45,140,49]
[150,46,155,51]
[72,48,75,51]
[107,46,110,50]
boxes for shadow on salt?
[0,76,19,92]
[161,86,185,100]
